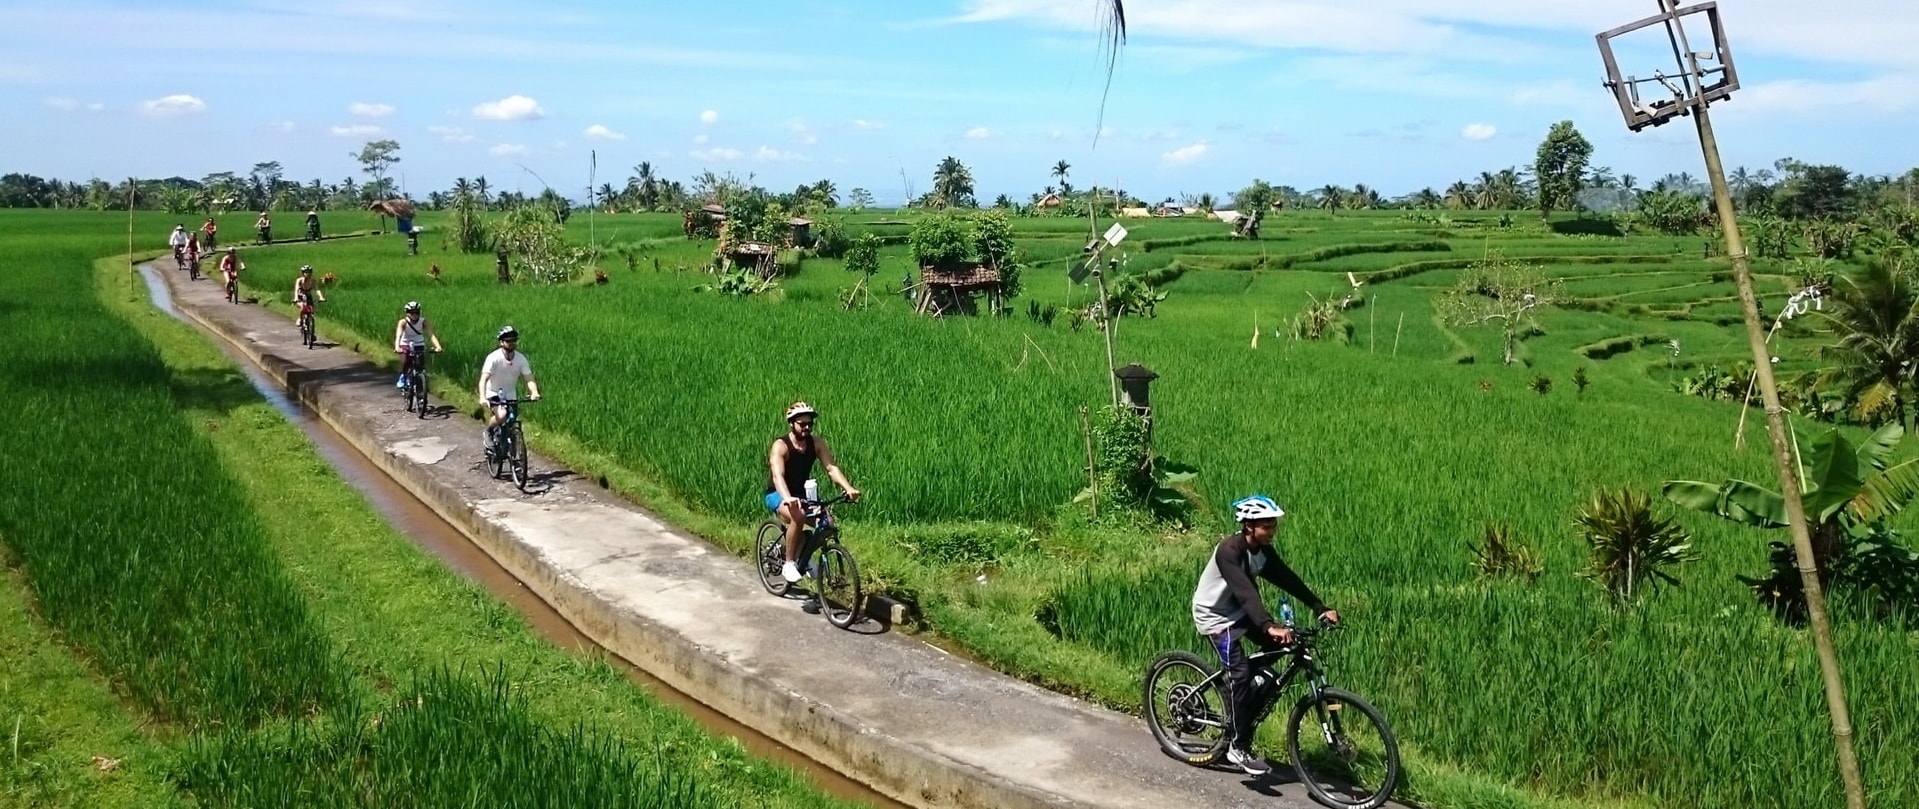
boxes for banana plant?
[1663,423,1919,580]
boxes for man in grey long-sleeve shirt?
[1190,494,1340,775]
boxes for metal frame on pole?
[1597,5,1867,806]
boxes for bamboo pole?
[1695,102,1867,809]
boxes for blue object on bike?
[397,375,406,389]
[1280,599,1296,628]
[397,216,414,234]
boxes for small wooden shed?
[917,262,1004,316]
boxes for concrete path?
[149,259,1349,809]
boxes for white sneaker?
[1226,746,1272,776]
[781,561,802,583]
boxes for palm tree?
[1474,172,1499,210]
[1349,184,1382,210]
[1587,165,1618,189]
[474,176,492,209]
[597,183,617,211]
[932,156,975,208]
[1620,174,1639,195]
[1316,185,1343,215]
[628,163,658,211]
[1413,188,1442,209]
[1051,159,1071,196]
[1444,182,1473,210]
[811,178,838,208]
[1818,258,1919,426]
[452,177,474,200]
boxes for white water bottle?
[804,478,819,502]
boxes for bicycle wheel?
[1285,687,1401,809]
[489,431,507,480]
[755,521,792,596]
[410,370,428,417]
[815,544,862,628]
[1143,651,1230,765]
[510,424,530,491]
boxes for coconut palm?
[1316,184,1343,215]
[1817,258,1919,425]
[1052,159,1072,196]
[1412,188,1442,210]
[474,176,492,209]
[1443,182,1473,210]
[932,156,976,208]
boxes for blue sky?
[5,0,1916,204]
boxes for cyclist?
[293,264,323,309]
[765,402,861,585]
[393,301,443,387]
[168,223,190,264]
[255,211,272,244]
[202,217,219,250]
[1191,495,1340,776]
[478,325,541,456]
[305,208,321,240]
[185,231,202,279]
[219,249,243,301]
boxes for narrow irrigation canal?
[140,266,906,809]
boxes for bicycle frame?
[1199,629,1335,730]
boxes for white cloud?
[46,98,106,113]
[268,120,297,133]
[349,102,395,118]
[692,133,710,145]
[788,120,819,145]
[428,125,477,143]
[1460,123,1498,141]
[699,109,719,124]
[691,146,744,161]
[472,95,545,121]
[490,143,528,156]
[583,124,627,140]
[964,126,993,140]
[753,145,803,162]
[1726,73,1919,117]
[948,0,1919,70]
[139,94,206,116]
[1162,141,1210,165]
[851,118,884,130]
[330,123,385,137]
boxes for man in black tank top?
[765,401,862,586]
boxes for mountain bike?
[186,254,201,281]
[1144,622,1400,808]
[399,346,432,417]
[486,398,533,491]
[306,221,320,241]
[297,299,317,348]
[756,494,863,629]
[173,245,186,271]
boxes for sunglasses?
[793,419,816,428]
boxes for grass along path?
[102,255,861,808]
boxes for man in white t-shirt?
[477,325,541,453]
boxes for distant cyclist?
[219,248,243,301]
[185,231,202,279]
[478,326,541,454]
[765,401,861,584]
[168,223,190,263]
[293,264,323,309]
[305,208,321,241]
[393,300,443,383]
[202,217,219,250]
[255,211,272,244]
[1191,495,1340,776]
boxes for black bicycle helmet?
[497,325,519,342]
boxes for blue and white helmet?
[1232,495,1286,522]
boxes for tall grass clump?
[0,237,343,726]
[179,666,707,809]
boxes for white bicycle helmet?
[404,300,421,313]
[1232,495,1286,522]
[497,325,519,341]
[785,401,817,422]
[299,264,314,274]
